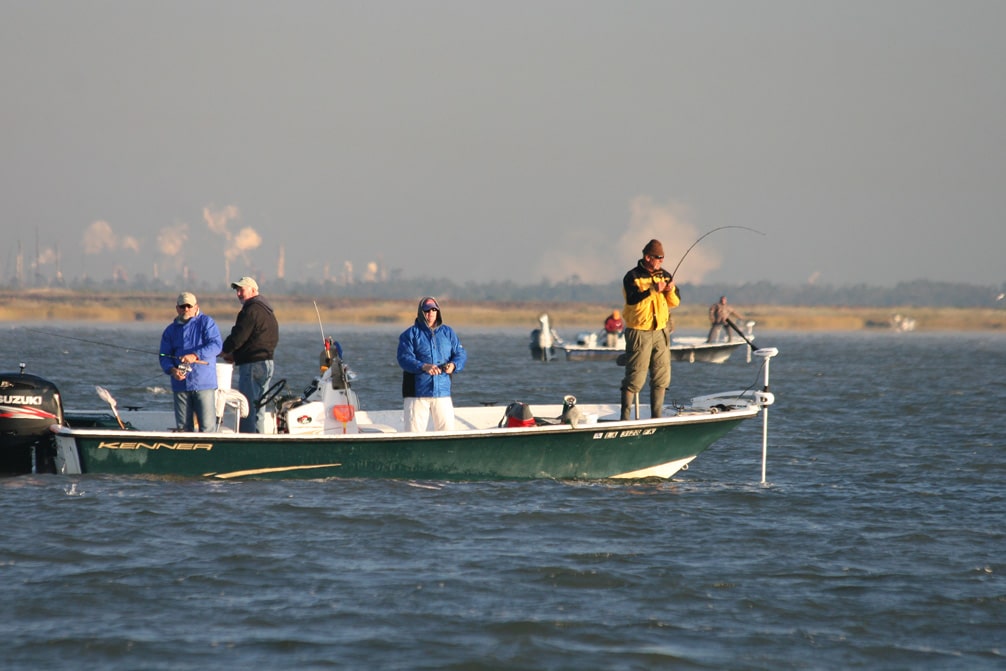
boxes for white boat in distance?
[531,315,757,364]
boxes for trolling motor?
[0,363,65,475]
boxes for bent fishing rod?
[20,327,208,364]
[670,225,765,279]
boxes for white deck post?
[753,347,779,484]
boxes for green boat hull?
[53,414,752,481]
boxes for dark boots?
[621,388,666,419]
[650,387,666,419]
[620,389,635,420]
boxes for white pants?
[403,397,456,432]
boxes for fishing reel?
[176,363,192,376]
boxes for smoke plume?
[83,220,141,255]
[157,222,189,257]
[533,196,721,284]
[203,204,262,272]
[202,205,240,236]
[226,227,263,262]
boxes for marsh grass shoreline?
[1,290,1003,331]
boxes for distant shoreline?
[1,290,1003,331]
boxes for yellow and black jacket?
[622,260,680,331]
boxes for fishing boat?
[1,347,779,482]
[558,320,757,364]
[865,313,917,332]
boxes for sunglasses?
[423,307,438,313]
[649,255,664,260]
[177,304,194,309]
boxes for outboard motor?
[530,314,558,362]
[0,366,65,475]
[500,401,535,428]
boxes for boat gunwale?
[559,340,747,354]
[50,404,760,442]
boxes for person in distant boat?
[221,276,279,433]
[620,239,680,420]
[707,295,743,343]
[603,309,624,347]
[160,292,223,432]
[397,296,467,432]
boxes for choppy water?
[2,324,1004,670]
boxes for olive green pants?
[619,325,667,416]
[620,327,671,394]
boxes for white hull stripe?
[610,456,697,479]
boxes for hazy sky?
[3,1,1004,289]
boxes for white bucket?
[216,362,233,391]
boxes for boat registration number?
[593,428,657,439]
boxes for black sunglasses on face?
[177,304,194,309]
[423,307,438,313]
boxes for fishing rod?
[313,300,331,365]
[313,300,327,346]
[670,225,766,280]
[726,318,757,351]
[21,327,206,364]
[313,300,350,386]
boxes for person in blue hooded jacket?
[160,292,223,432]
[397,296,467,432]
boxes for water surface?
[2,325,1004,669]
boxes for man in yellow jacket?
[620,239,680,420]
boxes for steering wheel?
[256,378,288,409]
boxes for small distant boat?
[556,321,757,364]
[889,314,916,332]
[866,314,917,332]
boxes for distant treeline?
[12,276,1006,308]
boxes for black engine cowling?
[0,371,65,475]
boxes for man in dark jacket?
[222,276,279,433]
[396,296,467,432]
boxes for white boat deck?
[71,399,749,437]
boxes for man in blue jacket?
[397,296,467,432]
[160,292,223,432]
